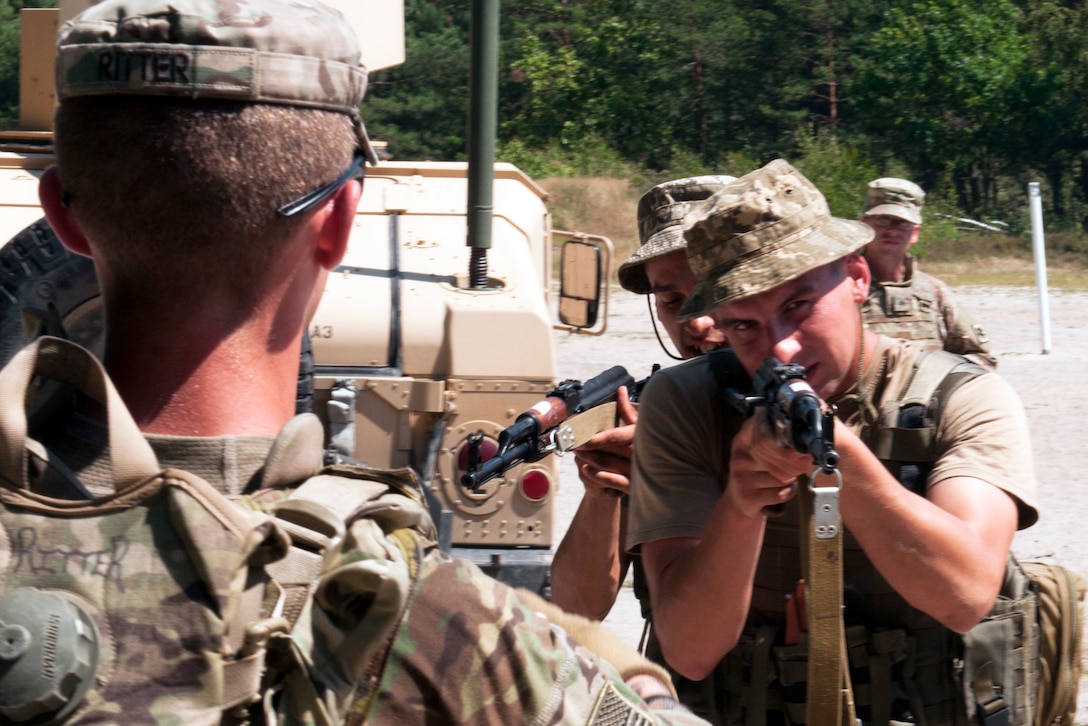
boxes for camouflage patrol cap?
[54,0,378,164]
[617,175,736,294]
[678,159,874,321]
[863,177,925,225]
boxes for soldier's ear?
[312,178,360,271]
[38,166,93,258]
[845,252,870,302]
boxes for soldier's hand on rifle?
[573,387,638,499]
[727,412,813,518]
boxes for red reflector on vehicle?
[520,470,550,501]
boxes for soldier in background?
[860,177,997,368]
[552,175,734,619]
[17,0,709,722]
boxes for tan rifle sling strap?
[806,349,982,726]
[800,464,856,726]
[801,349,978,726]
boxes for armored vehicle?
[0,0,612,594]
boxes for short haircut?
[54,97,357,304]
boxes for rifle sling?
[800,474,856,726]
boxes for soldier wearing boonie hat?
[19,2,707,724]
[551,175,734,621]
[618,175,736,295]
[626,159,1037,725]
[612,175,736,362]
[677,159,873,321]
[858,176,995,366]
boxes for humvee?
[0,0,612,595]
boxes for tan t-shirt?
[627,336,1038,556]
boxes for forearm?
[552,490,628,619]
[644,499,766,680]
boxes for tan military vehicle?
[0,0,612,593]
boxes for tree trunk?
[692,54,707,157]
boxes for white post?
[1028,182,1052,354]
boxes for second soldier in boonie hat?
[678,158,873,321]
[618,175,736,294]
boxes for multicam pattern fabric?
[359,550,708,725]
[618,176,736,294]
[0,338,707,725]
[0,469,287,724]
[0,338,290,724]
[55,0,377,162]
[862,259,995,365]
[679,159,873,321]
[863,178,925,224]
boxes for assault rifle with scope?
[461,365,653,491]
[723,356,839,474]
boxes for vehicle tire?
[0,217,316,413]
[296,330,314,414]
[0,217,102,366]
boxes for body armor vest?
[0,337,435,724]
[640,349,1034,726]
[862,272,944,348]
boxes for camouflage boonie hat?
[55,0,378,163]
[863,177,925,225]
[617,175,736,294]
[679,159,874,321]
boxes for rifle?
[461,365,649,491]
[724,356,839,474]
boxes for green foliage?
[0,2,22,126]
[9,0,1088,250]
[364,0,471,160]
[0,1,57,128]
[497,133,630,179]
[852,0,1031,211]
[791,135,881,220]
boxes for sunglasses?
[866,216,916,231]
[277,153,365,218]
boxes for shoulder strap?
[0,336,161,494]
[245,464,435,724]
[870,349,986,495]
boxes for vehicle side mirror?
[558,237,602,329]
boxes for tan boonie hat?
[678,159,874,321]
[618,175,737,294]
[862,177,925,225]
[54,0,378,164]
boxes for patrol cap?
[54,0,378,164]
[862,177,925,225]
[679,159,873,321]
[618,175,736,294]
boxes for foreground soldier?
[860,177,996,367]
[552,175,733,619]
[0,0,706,722]
[628,160,1038,724]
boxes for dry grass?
[925,257,1088,289]
[543,177,1088,290]
[540,177,642,262]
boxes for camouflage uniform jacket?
[862,256,996,367]
[12,340,704,726]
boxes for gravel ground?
[552,283,1088,720]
